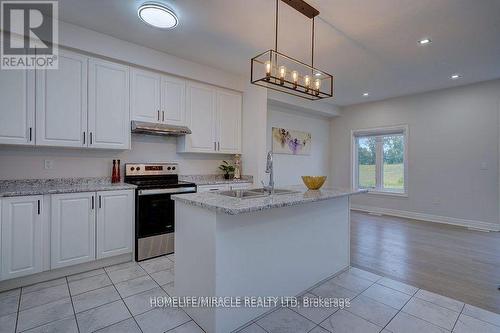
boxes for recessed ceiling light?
[450,74,462,80]
[138,3,178,29]
[418,38,432,45]
[362,92,370,97]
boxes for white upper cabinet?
[50,192,95,269]
[88,58,130,149]
[131,69,186,126]
[1,196,44,280]
[161,75,186,126]
[36,50,88,147]
[180,82,217,153]
[178,82,242,154]
[130,68,161,123]
[217,89,242,154]
[96,190,134,259]
[0,69,35,145]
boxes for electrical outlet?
[44,160,54,170]
[432,197,441,205]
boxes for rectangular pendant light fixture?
[250,0,334,101]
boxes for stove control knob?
[172,167,176,170]
[130,167,135,171]
[167,167,171,170]
[136,167,141,171]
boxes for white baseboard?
[351,205,500,232]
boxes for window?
[352,126,407,195]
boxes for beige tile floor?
[0,255,499,333]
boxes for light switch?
[480,162,488,170]
[44,160,54,169]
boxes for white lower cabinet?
[96,190,134,259]
[51,192,95,269]
[0,190,134,280]
[1,196,44,280]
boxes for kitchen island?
[172,186,365,333]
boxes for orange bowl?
[301,176,327,190]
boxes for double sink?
[218,188,298,199]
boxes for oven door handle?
[138,187,197,196]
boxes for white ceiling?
[56,0,500,106]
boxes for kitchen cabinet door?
[217,89,242,154]
[0,68,35,145]
[36,50,88,147]
[131,68,161,123]
[88,58,130,149]
[180,82,217,153]
[1,196,43,280]
[96,190,134,259]
[161,75,186,126]
[50,192,95,269]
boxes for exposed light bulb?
[279,66,286,85]
[304,75,310,92]
[291,71,298,89]
[314,79,321,96]
[265,61,271,80]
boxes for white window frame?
[351,125,408,197]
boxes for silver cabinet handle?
[218,142,220,151]
[214,142,216,151]
[91,196,94,210]
[157,110,160,121]
[162,111,165,122]
[90,132,93,145]
[29,128,32,142]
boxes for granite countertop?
[172,185,367,215]
[0,177,137,197]
[179,174,253,186]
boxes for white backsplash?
[0,134,233,180]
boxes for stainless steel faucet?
[261,151,274,194]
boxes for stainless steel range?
[124,163,196,261]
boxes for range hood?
[131,121,192,137]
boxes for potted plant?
[219,160,235,179]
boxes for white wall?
[0,21,269,181]
[242,82,268,185]
[267,106,332,187]
[331,79,500,228]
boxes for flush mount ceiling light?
[251,0,334,101]
[418,38,432,45]
[362,92,370,97]
[138,3,178,29]
[450,73,462,80]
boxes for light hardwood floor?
[351,211,500,314]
